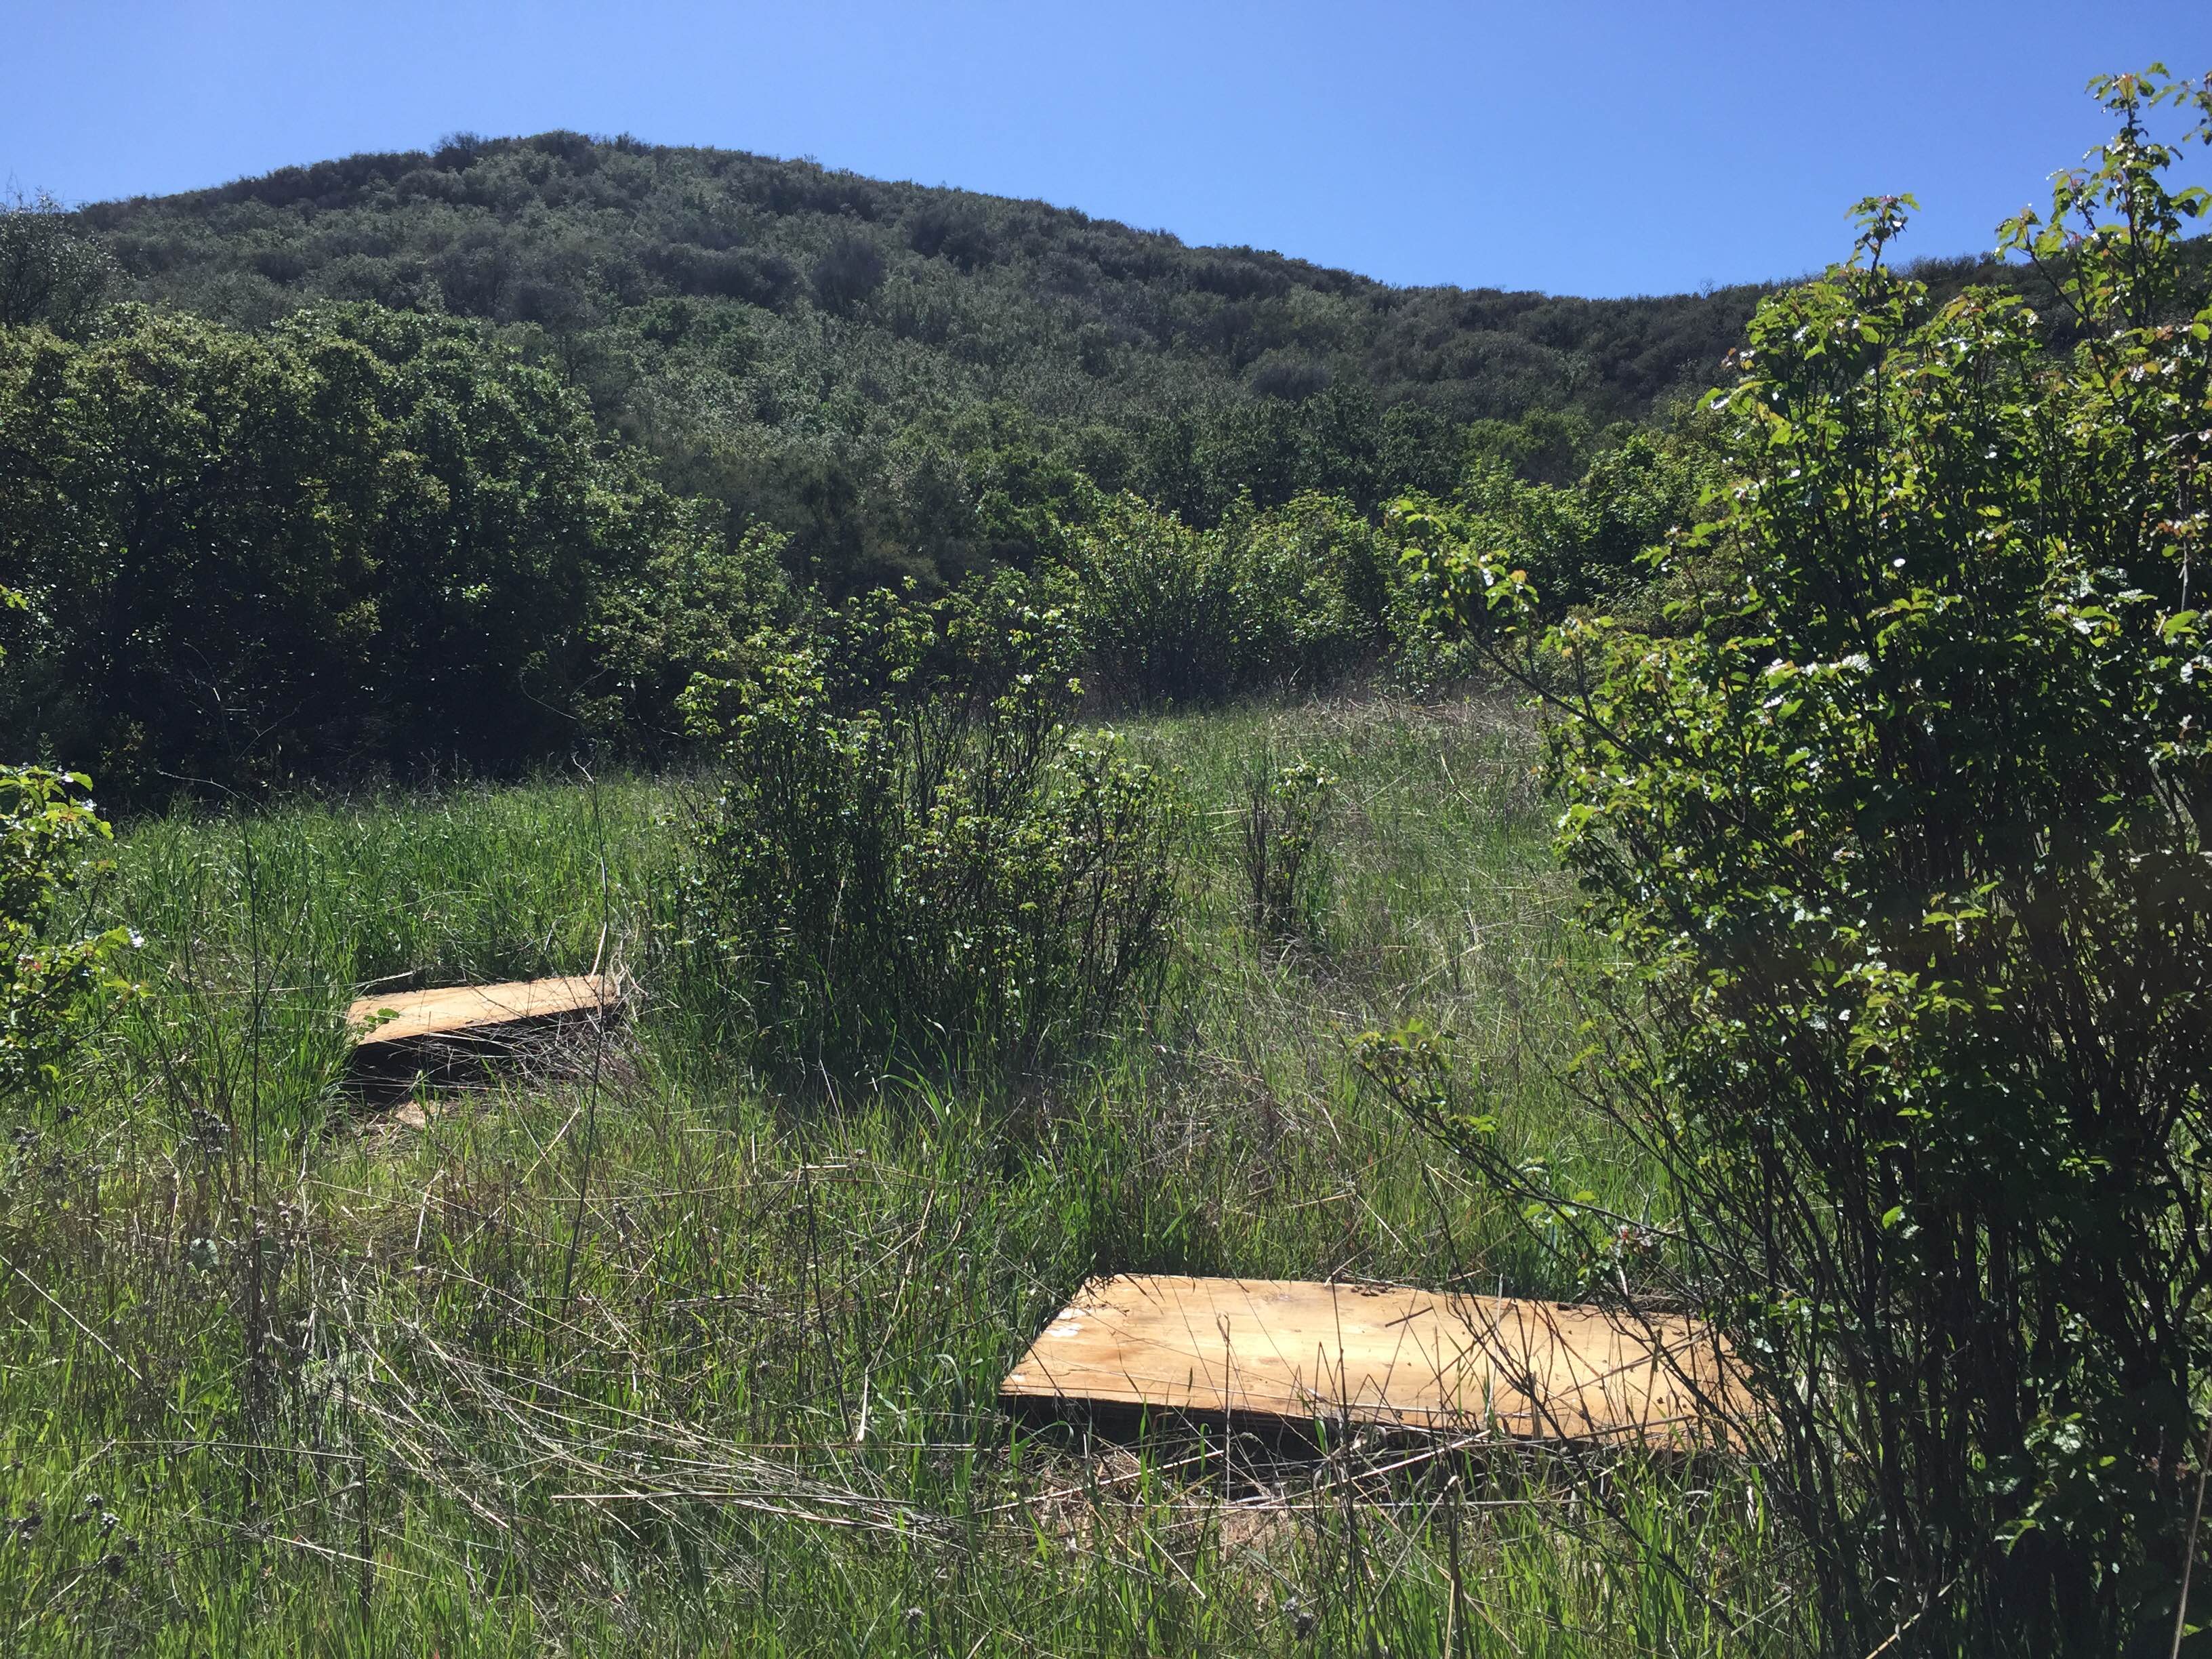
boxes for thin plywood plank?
[346,975,612,1048]
[1001,1274,1744,1446]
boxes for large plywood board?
[346,975,612,1048]
[1001,1274,1743,1446]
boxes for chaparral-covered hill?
[75,129,1887,588]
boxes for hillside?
[86,131,1776,422]
[76,130,1821,587]
[10,131,2150,799]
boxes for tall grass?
[0,698,1799,1654]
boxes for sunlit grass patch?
[0,696,1793,1655]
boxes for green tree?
[0,303,780,800]
[0,190,115,335]
[1056,490,1393,703]
[1398,68,2212,1654]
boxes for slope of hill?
[78,131,2080,592]
[75,131,1820,583]
[83,131,1788,419]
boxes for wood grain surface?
[345,975,612,1047]
[1001,1273,1743,1444]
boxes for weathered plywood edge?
[346,974,615,1048]
[1000,1273,1746,1449]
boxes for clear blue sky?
[5,1,2209,298]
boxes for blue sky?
[4,1,2209,298]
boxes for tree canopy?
[0,303,787,803]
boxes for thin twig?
[2173,1416,2212,1659]
[0,1248,146,1382]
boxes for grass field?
[0,696,1793,1656]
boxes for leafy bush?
[1057,490,1394,703]
[0,190,116,335]
[1401,68,2212,1655]
[1054,493,1241,704]
[1381,422,1716,693]
[676,588,1180,1073]
[581,520,798,751]
[0,591,131,1105]
[0,302,785,800]
[0,770,132,1103]
[811,234,886,315]
[1237,493,1398,682]
[1395,424,1713,617]
[1238,754,1336,949]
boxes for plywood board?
[1001,1274,1743,1446]
[346,975,612,1048]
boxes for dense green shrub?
[1403,69,2212,1654]
[582,520,798,750]
[1397,426,1714,617]
[676,588,1180,1074]
[1056,490,1395,703]
[0,191,116,335]
[0,303,785,800]
[1051,493,1238,704]
[1238,754,1336,949]
[0,592,131,1104]
[0,766,131,1102]
[1380,422,1715,691]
